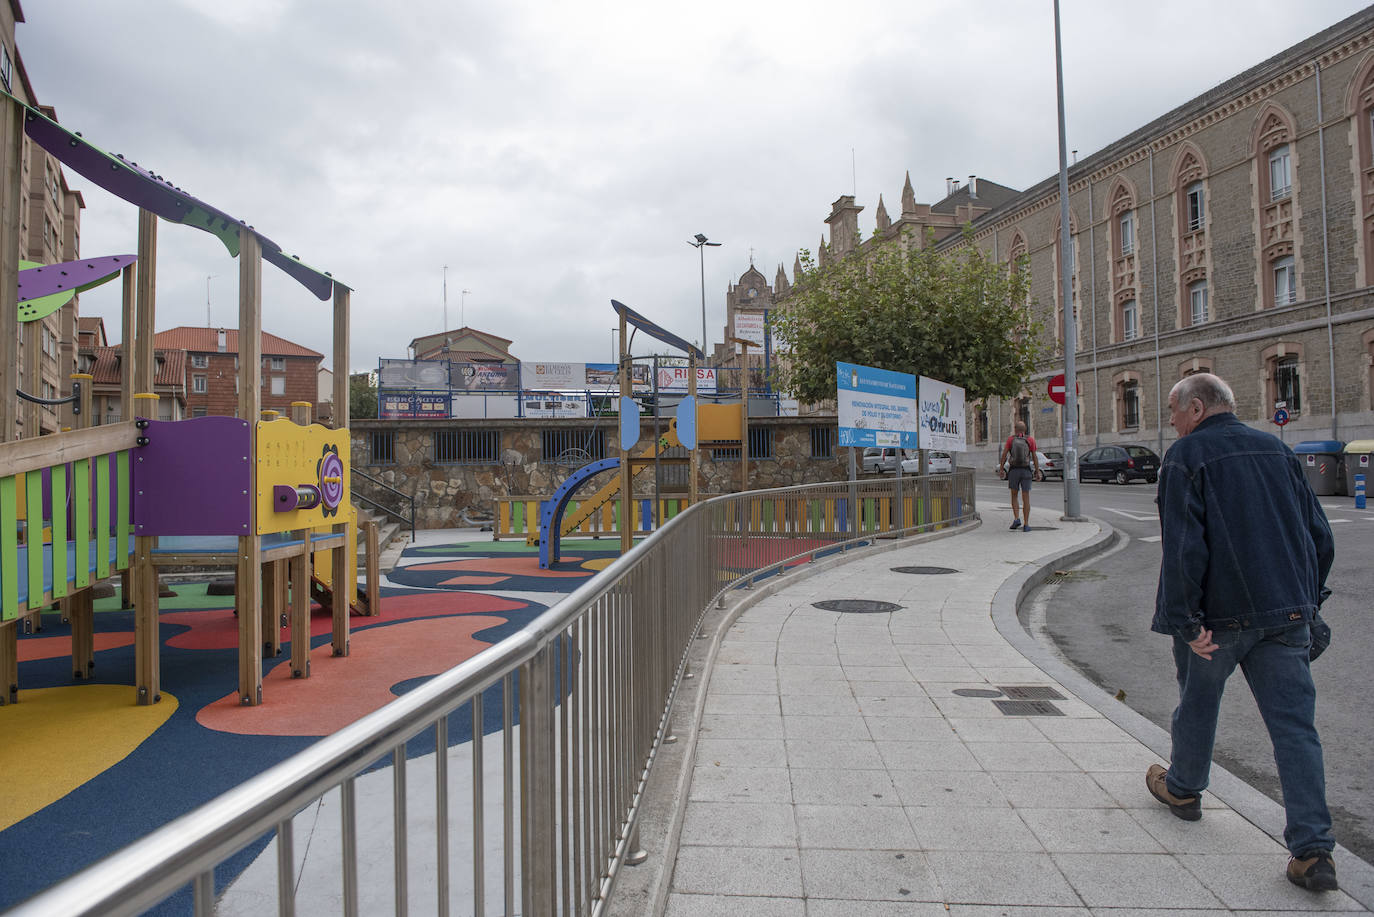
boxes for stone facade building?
[798,9,1374,463]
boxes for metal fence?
[5,472,976,917]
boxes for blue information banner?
[835,361,919,449]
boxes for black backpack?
[1008,435,1032,468]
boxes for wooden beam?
[237,230,263,705]
[332,285,349,426]
[1,96,21,444]
[134,210,157,397]
[120,264,135,420]
[289,544,310,678]
[134,536,159,704]
[0,421,139,477]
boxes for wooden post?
[237,230,263,705]
[618,310,632,555]
[291,401,312,425]
[364,519,379,617]
[66,373,95,671]
[0,97,21,703]
[332,287,349,428]
[740,340,750,493]
[289,543,310,678]
[119,264,136,607]
[132,211,161,705]
[330,538,349,657]
[262,559,285,657]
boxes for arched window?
[1119,297,1139,342]
[1173,143,1211,327]
[1252,104,1300,310]
[1345,53,1374,286]
[1113,370,1143,432]
[1362,328,1374,411]
[1107,179,1140,338]
[1177,356,1214,378]
[1262,342,1305,416]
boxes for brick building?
[146,327,324,419]
[794,9,1374,461]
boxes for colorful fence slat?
[2,477,18,621]
[52,464,68,596]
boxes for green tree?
[773,229,1046,404]
[349,372,378,419]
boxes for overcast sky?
[18,1,1373,373]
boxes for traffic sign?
[1273,407,1290,426]
[1047,373,1079,406]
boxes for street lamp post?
[1054,0,1084,521]
[688,233,722,355]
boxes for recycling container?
[1293,441,1345,496]
[1344,440,1374,499]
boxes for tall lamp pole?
[1054,0,1083,520]
[688,233,722,355]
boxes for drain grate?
[891,566,958,575]
[952,688,1004,698]
[1042,569,1107,585]
[998,685,1066,700]
[994,699,1064,716]
[812,599,903,614]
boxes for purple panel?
[17,254,137,301]
[131,417,252,536]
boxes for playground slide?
[526,421,682,546]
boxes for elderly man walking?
[1146,373,1338,892]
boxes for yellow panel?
[697,403,743,443]
[256,420,351,535]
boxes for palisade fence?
[7,473,976,917]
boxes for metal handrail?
[351,466,416,541]
[5,471,976,917]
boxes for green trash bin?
[1344,440,1374,498]
[1293,441,1345,496]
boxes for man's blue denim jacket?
[1152,412,1334,640]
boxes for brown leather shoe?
[1146,764,1201,821]
[1287,852,1338,892]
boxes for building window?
[370,431,396,465]
[270,357,286,372]
[1273,255,1296,306]
[192,406,208,418]
[1275,357,1301,413]
[1119,211,1134,255]
[1268,144,1291,201]
[748,427,774,460]
[1186,182,1205,232]
[541,429,606,462]
[1189,280,1209,326]
[1120,299,1139,341]
[975,404,989,444]
[809,426,835,459]
[435,429,499,464]
[1122,382,1140,429]
[192,374,208,394]
[1017,398,1031,433]
[191,354,208,368]
[0,43,12,91]
[270,376,286,396]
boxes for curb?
[991,517,1374,911]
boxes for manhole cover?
[952,688,1004,698]
[998,685,1065,700]
[1042,569,1108,585]
[994,699,1064,716]
[891,566,958,575]
[812,599,903,614]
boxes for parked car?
[900,451,953,474]
[1078,443,1161,484]
[861,446,905,474]
[1037,450,1064,481]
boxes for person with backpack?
[997,421,1040,531]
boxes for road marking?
[1102,507,1160,522]
[1327,518,1351,524]
[1138,535,1161,542]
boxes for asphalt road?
[977,474,1374,864]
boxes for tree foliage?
[772,229,1046,405]
[349,372,378,420]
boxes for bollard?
[1356,472,1366,510]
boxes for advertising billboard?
[835,361,918,449]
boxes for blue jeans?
[1166,622,1334,858]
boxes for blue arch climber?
[539,458,620,569]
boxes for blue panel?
[620,397,641,451]
[538,458,620,569]
[676,395,697,450]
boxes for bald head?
[1168,372,1235,436]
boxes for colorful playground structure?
[1,92,367,707]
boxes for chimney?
[968,175,978,199]
[217,328,227,353]
[945,177,955,196]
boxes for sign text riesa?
[1047,372,1080,406]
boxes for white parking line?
[1139,535,1162,543]
[1101,507,1160,522]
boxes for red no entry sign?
[1047,373,1079,405]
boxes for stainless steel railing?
[4,472,975,917]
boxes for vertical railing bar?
[519,660,532,917]
[502,672,515,916]
[341,776,359,917]
[559,630,572,915]
[580,612,594,911]
[595,602,608,887]
[571,619,586,915]
[393,745,408,917]
[277,817,296,917]
[472,692,485,917]
[436,716,450,917]
[192,870,214,917]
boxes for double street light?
[688,233,722,356]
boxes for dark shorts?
[1007,467,1033,492]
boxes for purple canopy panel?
[18,254,136,304]
[19,104,339,301]
[131,417,252,536]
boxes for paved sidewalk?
[657,517,1374,915]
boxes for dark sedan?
[1079,443,1161,484]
